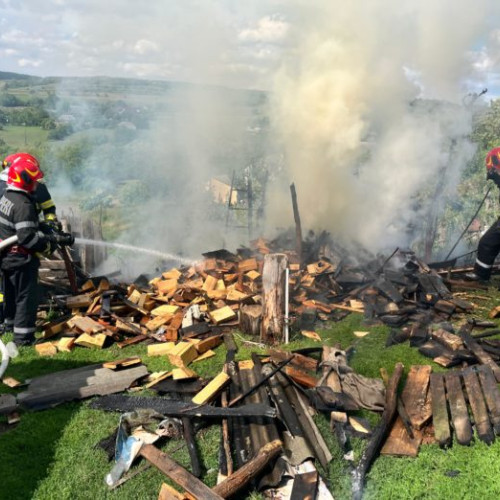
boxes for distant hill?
[0,70,266,104]
[0,70,37,81]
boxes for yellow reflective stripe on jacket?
[39,199,55,210]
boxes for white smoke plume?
[267,0,500,252]
[16,0,500,275]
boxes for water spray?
[74,238,195,266]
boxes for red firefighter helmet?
[485,147,500,174]
[7,157,44,193]
[2,152,40,170]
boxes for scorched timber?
[17,364,148,410]
[90,395,277,418]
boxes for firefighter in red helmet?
[1,152,59,225]
[0,159,73,346]
[467,147,500,281]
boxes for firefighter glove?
[55,233,75,246]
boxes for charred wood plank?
[153,379,205,395]
[476,365,500,436]
[460,329,500,382]
[400,365,432,430]
[374,277,403,304]
[352,363,403,500]
[17,365,148,410]
[462,368,494,444]
[445,372,473,445]
[290,470,319,500]
[429,373,451,448]
[90,395,277,418]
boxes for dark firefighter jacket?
[0,188,52,269]
[0,178,56,218]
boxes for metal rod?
[284,267,289,344]
[445,186,492,261]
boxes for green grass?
[2,297,500,499]
[0,125,49,149]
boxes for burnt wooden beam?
[460,328,500,382]
[290,183,303,266]
[290,470,319,500]
[477,365,500,435]
[429,373,451,448]
[90,395,277,418]
[445,372,473,446]
[352,362,403,500]
[462,368,494,444]
[139,444,223,500]
[212,440,282,499]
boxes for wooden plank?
[172,367,198,380]
[445,372,473,445]
[18,365,149,410]
[68,315,106,334]
[117,334,148,349]
[462,369,494,444]
[460,329,500,382]
[168,342,198,367]
[431,329,464,351]
[75,333,106,349]
[139,444,223,500]
[429,373,451,448]
[285,366,318,388]
[477,365,500,435]
[380,417,422,457]
[290,470,319,500]
[192,372,230,405]
[195,335,223,354]
[102,357,142,370]
[401,365,432,429]
[35,343,57,357]
[192,350,216,363]
[209,306,237,325]
[151,304,180,317]
[158,482,185,500]
[65,293,93,309]
[147,343,175,357]
[57,337,75,352]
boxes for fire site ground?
[2,74,500,500]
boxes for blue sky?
[0,0,499,98]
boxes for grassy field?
[0,125,49,150]
[2,298,500,500]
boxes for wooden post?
[290,183,303,266]
[260,253,288,344]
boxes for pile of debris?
[33,235,481,356]
[3,232,500,498]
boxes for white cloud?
[18,58,42,67]
[132,39,160,55]
[239,15,289,44]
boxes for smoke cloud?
[27,0,500,276]
[268,0,500,252]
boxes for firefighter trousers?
[474,217,500,280]
[3,259,39,345]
